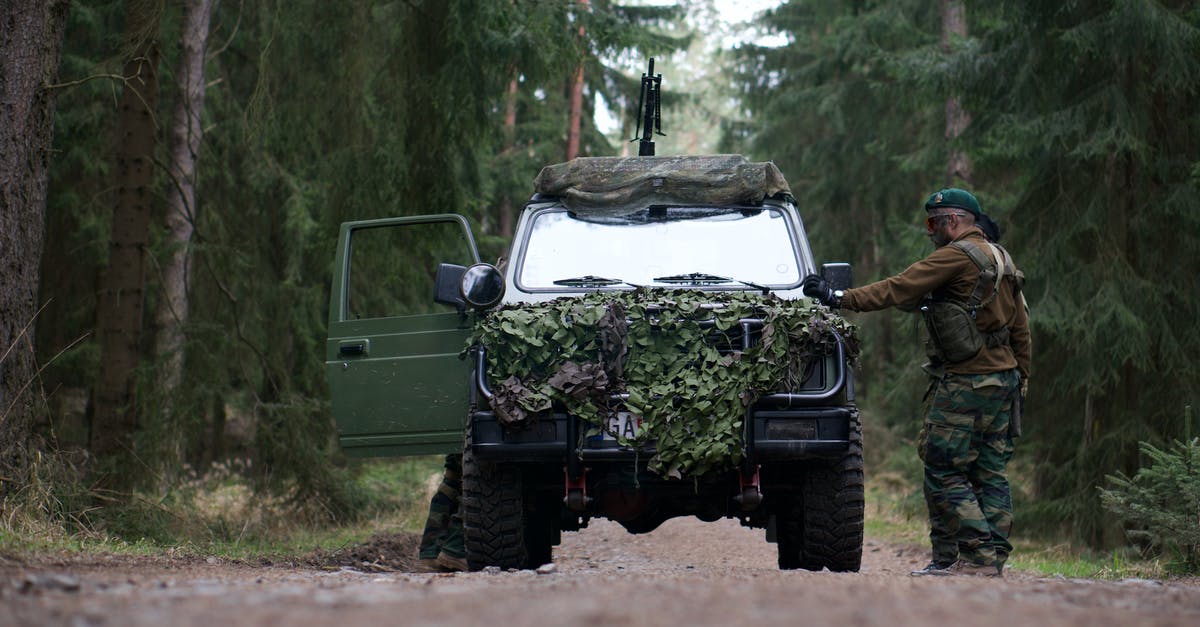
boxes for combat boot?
[436,551,467,572]
[436,517,466,571]
[909,560,954,576]
[415,557,443,573]
[948,559,1003,577]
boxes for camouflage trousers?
[917,369,1020,567]
[418,454,464,560]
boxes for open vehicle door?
[326,215,480,457]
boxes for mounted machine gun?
[631,58,665,156]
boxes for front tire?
[462,431,531,570]
[775,413,864,572]
[800,413,864,571]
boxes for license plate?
[592,411,642,441]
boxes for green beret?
[925,188,981,218]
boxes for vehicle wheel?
[799,413,864,572]
[462,430,530,570]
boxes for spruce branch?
[199,254,281,401]
[206,0,243,62]
[43,60,160,130]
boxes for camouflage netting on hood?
[532,155,793,215]
[469,289,859,479]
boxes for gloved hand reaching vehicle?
[802,273,841,308]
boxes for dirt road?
[4,517,1199,626]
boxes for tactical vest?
[920,240,1025,365]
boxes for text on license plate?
[593,411,642,440]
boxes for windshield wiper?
[553,275,630,287]
[652,272,772,294]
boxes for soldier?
[803,188,1030,577]
[417,454,467,572]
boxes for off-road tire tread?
[462,431,528,570]
[800,414,864,572]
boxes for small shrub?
[1100,432,1200,574]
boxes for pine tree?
[32,0,695,515]
[90,0,162,492]
[155,0,214,397]
[729,0,948,413]
[959,0,1200,544]
[733,0,1200,547]
[0,0,70,495]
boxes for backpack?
[921,240,1024,365]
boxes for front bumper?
[469,334,856,463]
[470,405,855,462]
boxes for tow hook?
[734,465,762,510]
[564,467,591,512]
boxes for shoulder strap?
[983,243,1007,303]
[950,240,997,310]
[991,243,1029,314]
[994,244,1025,290]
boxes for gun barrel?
[638,57,659,156]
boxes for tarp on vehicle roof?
[532,155,793,214]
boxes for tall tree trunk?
[0,0,70,495]
[499,73,518,238]
[91,0,162,488]
[1081,391,1095,452]
[155,0,215,394]
[565,0,589,161]
[941,0,971,186]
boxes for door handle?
[339,339,369,357]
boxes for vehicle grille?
[474,313,839,403]
[690,317,824,392]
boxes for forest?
[1,0,1198,563]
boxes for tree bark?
[565,0,589,161]
[941,0,971,186]
[499,74,518,238]
[0,0,70,494]
[155,0,215,395]
[91,0,162,487]
[1082,392,1095,451]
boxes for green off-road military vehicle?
[326,61,860,572]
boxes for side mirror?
[821,262,852,291]
[434,263,468,313]
[461,263,505,310]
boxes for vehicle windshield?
[518,207,805,290]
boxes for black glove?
[802,273,840,307]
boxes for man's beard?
[929,228,951,247]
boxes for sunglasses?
[924,213,963,231]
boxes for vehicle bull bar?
[472,320,850,405]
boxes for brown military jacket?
[840,228,1032,378]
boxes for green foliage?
[1100,427,1200,573]
[730,0,1200,549]
[958,0,1200,545]
[484,1,690,228]
[1004,544,1167,580]
[866,443,1170,580]
[0,456,441,555]
[37,0,685,516]
[34,0,1199,555]
[728,0,941,424]
[471,289,858,478]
